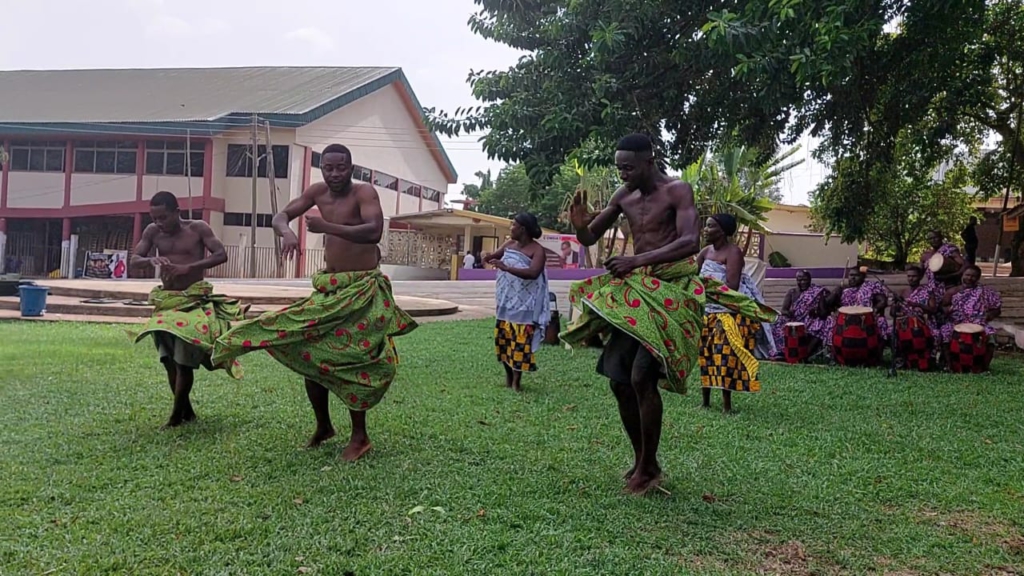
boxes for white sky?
[0,0,824,206]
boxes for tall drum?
[783,322,809,364]
[948,323,993,373]
[832,306,882,367]
[894,316,933,372]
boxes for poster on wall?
[105,250,129,280]
[83,250,129,280]
[539,234,584,269]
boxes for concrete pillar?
[132,213,143,247]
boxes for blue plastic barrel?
[17,285,50,317]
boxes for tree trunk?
[893,245,908,270]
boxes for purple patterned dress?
[901,286,938,336]
[771,284,834,351]
[938,286,1002,343]
[839,281,891,340]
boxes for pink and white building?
[0,66,456,277]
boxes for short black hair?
[616,133,653,154]
[150,191,179,211]
[906,265,924,275]
[796,269,811,278]
[964,264,982,276]
[322,143,352,159]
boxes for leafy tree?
[811,132,976,268]
[458,170,494,211]
[427,0,1022,269]
[425,0,821,183]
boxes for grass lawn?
[1,319,1022,575]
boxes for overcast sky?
[0,0,825,205]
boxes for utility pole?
[249,113,259,278]
[185,128,193,217]
[263,121,283,278]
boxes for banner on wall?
[84,250,129,280]
[539,234,584,269]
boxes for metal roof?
[0,66,398,123]
[0,66,457,182]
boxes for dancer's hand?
[160,263,190,278]
[491,261,507,271]
[280,231,299,259]
[569,189,595,230]
[150,256,172,267]
[605,255,638,278]
[305,215,330,234]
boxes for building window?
[399,180,422,198]
[372,170,398,191]
[353,165,372,183]
[73,141,137,174]
[423,187,441,203]
[145,141,205,177]
[223,212,274,228]
[9,141,66,172]
[311,151,321,169]
[226,144,289,179]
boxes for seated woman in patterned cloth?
[895,265,939,332]
[697,213,779,413]
[826,266,892,342]
[485,212,550,392]
[939,264,1002,345]
[770,269,833,359]
[892,265,940,368]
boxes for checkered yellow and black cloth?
[495,320,537,372]
[699,312,762,393]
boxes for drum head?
[954,323,984,334]
[928,252,945,272]
[838,306,873,315]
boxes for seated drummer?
[895,265,938,331]
[938,264,1002,344]
[771,269,833,358]
[921,230,966,300]
[827,266,891,342]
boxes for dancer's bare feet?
[305,427,336,448]
[624,468,663,496]
[341,435,372,462]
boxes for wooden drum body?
[928,252,959,277]
[948,323,993,373]
[783,322,809,364]
[832,306,883,367]
[895,316,933,371]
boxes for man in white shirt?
[463,251,476,269]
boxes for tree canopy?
[430,0,1023,271]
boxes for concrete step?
[0,294,460,319]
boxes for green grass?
[1,320,1022,575]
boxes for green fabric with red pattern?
[131,281,249,379]
[211,269,417,411]
[558,257,776,395]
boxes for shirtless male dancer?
[130,191,246,428]
[213,144,416,461]
[560,134,704,495]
